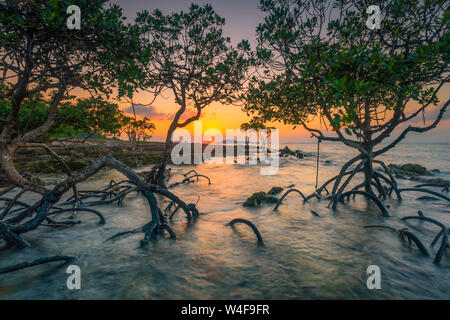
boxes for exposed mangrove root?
[167,196,200,220]
[433,227,449,265]
[332,161,365,203]
[169,173,212,188]
[183,170,199,177]
[0,221,30,248]
[169,204,181,220]
[431,228,445,248]
[48,208,105,225]
[402,214,446,249]
[0,155,200,249]
[277,161,398,215]
[364,225,429,256]
[305,158,403,217]
[107,207,177,244]
[348,182,379,199]
[62,182,138,207]
[332,191,390,216]
[106,224,146,242]
[397,188,450,203]
[374,172,402,200]
[165,201,176,214]
[0,255,75,275]
[398,228,429,256]
[310,210,320,217]
[42,217,81,229]
[373,160,398,189]
[401,214,449,264]
[363,225,397,232]
[414,183,449,193]
[274,189,306,210]
[401,216,444,229]
[23,143,81,209]
[226,218,264,246]
[304,192,321,202]
[317,187,330,196]
[0,190,27,220]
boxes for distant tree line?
[0,96,155,142]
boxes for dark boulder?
[268,186,283,195]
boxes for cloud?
[123,104,203,121]
[123,104,169,120]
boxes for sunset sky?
[110,0,450,143]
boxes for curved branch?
[374,99,450,157]
[226,218,264,246]
[433,226,448,264]
[397,188,450,202]
[274,188,306,210]
[333,190,390,216]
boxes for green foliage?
[0,97,50,133]
[55,97,125,138]
[0,0,140,98]
[244,0,449,139]
[0,96,144,140]
[0,0,148,153]
[240,118,275,135]
[133,4,251,128]
[122,116,156,142]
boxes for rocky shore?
[0,140,282,187]
[387,163,450,187]
[0,140,167,186]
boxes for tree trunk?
[153,127,174,187]
[362,146,374,194]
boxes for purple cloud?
[123,104,202,121]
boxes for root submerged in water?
[226,218,264,246]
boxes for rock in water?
[243,192,268,207]
[243,190,281,207]
[294,150,304,159]
[389,163,432,177]
[279,146,306,159]
[263,195,279,203]
[268,187,283,195]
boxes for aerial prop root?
[402,214,449,264]
[414,183,449,193]
[363,225,429,256]
[313,158,399,201]
[397,188,450,203]
[332,190,390,216]
[0,155,198,248]
[169,173,212,188]
[274,188,307,210]
[226,218,264,246]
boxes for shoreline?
[1,140,167,186]
[0,139,276,187]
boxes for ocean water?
[0,142,449,299]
